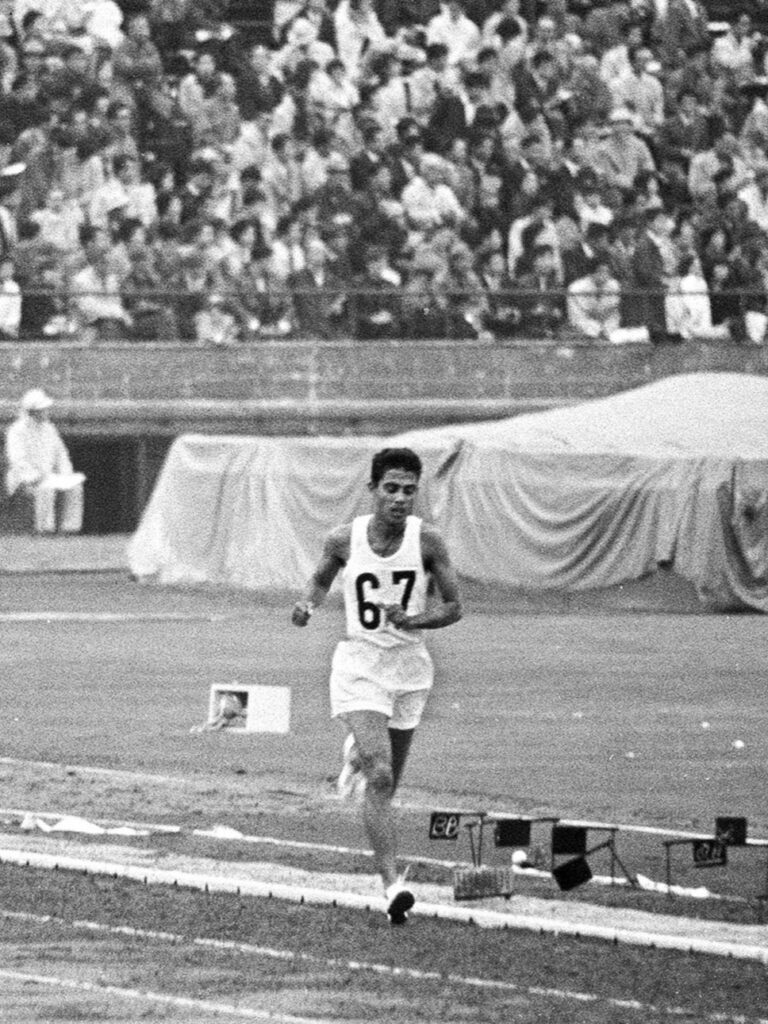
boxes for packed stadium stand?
[2,0,768,345]
[4,1,768,530]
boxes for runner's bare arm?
[291,526,350,626]
[382,526,463,631]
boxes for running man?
[291,447,463,924]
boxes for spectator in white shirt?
[711,14,758,85]
[608,47,665,138]
[566,254,621,341]
[427,1,481,67]
[738,165,768,235]
[114,155,157,227]
[30,187,84,252]
[69,225,132,339]
[0,256,21,338]
[401,152,465,233]
[4,387,83,534]
[333,0,386,79]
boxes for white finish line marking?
[3,909,766,1024]
[0,965,337,1023]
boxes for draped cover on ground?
[127,372,768,611]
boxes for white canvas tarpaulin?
[128,372,768,611]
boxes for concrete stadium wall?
[2,338,767,534]
[2,338,768,436]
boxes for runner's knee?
[362,756,394,797]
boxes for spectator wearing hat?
[426,1,481,67]
[566,252,621,340]
[710,13,758,86]
[594,107,656,196]
[334,0,387,77]
[4,388,84,535]
[288,235,348,337]
[276,15,335,77]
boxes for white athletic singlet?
[342,514,429,648]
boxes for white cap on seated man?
[4,388,85,534]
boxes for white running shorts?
[329,638,434,730]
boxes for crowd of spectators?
[2,0,768,344]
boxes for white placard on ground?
[207,684,291,734]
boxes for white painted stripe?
[3,909,767,1024]
[0,967,339,1023]
[1,846,767,963]
[0,805,458,867]
[0,612,227,622]
[2,758,766,846]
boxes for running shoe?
[385,878,415,925]
[336,733,365,798]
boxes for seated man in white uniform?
[4,388,85,535]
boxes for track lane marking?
[2,909,766,1024]
[0,965,346,1023]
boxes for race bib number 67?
[355,570,416,629]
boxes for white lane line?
[1,846,767,963]
[0,966,340,1023]
[3,909,766,1024]
[0,612,227,622]
[3,758,766,847]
